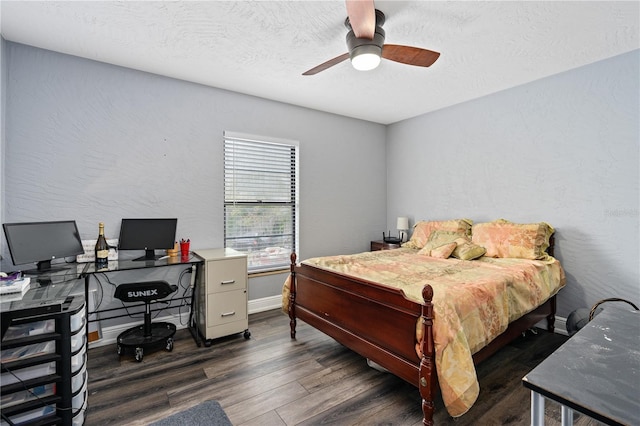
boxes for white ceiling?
[1,1,638,124]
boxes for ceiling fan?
[302,0,440,76]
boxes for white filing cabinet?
[193,248,250,345]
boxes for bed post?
[419,285,435,426]
[547,295,556,333]
[546,234,556,333]
[289,252,297,339]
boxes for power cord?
[589,297,639,321]
[151,267,193,322]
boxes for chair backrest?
[114,280,177,303]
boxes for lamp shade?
[397,217,409,231]
[351,45,381,71]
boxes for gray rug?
[150,400,232,426]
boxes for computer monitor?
[2,220,84,274]
[118,218,177,261]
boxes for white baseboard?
[89,297,568,349]
[248,294,282,314]
[88,295,283,349]
[534,315,568,336]
[554,316,568,336]
[88,311,192,349]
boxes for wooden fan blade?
[382,44,440,67]
[345,0,375,39]
[302,53,350,76]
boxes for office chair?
[114,280,178,362]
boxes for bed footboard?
[288,253,437,425]
[287,253,557,425]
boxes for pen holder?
[180,241,190,257]
[166,242,179,257]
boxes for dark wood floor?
[86,309,601,425]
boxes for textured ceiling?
[1,1,638,124]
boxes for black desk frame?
[79,254,205,347]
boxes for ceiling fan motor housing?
[345,9,386,61]
[346,26,385,61]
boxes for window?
[224,131,299,272]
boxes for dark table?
[522,307,639,425]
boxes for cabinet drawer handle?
[221,311,236,317]
[220,280,236,285]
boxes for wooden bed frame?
[287,240,557,426]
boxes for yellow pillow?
[471,219,554,259]
[418,242,457,258]
[403,219,472,249]
[423,230,466,251]
[451,238,486,260]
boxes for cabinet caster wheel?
[244,330,251,339]
[166,338,174,352]
[135,347,144,362]
[117,344,123,356]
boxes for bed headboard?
[547,234,555,257]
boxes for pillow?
[418,230,467,258]
[402,219,472,249]
[418,242,457,259]
[471,219,554,259]
[424,230,466,249]
[451,237,486,261]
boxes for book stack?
[0,276,31,302]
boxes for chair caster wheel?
[166,338,174,352]
[244,330,251,339]
[135,347,144,362]
[117,344,123,356]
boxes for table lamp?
[397,217,409,242]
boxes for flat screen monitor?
[2,220,84,274]
[118,218,177,261]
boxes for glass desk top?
[1,254,203,316]
[1,271,83,313]
[77,252,203,275]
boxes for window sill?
[248,268,289,278]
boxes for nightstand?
[371,240,401,251]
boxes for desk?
[79,253,203,275]
[522,308,640,426]
[79,253,205,346]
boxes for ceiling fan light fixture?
[303,8,440,76]
[351,45,381,71]
[346,24,385,72]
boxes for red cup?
[180,241,190,257]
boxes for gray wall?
[4,40,638,327]
[387,49,640,318]
[1,42,387,320]
[1,37,6,259]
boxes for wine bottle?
[95,222,109,266]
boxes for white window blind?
[224,132,299,272]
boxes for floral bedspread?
[283,248,565,417]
